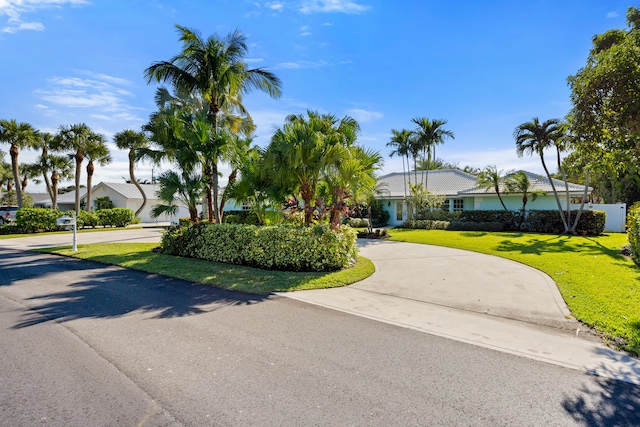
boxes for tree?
[514,117,569,233]
[145,25,282,223]
[84,134,111,211]
[406,183,446,219]
[49,155,73,210]
[568,7,640,161]
[53,123,102,214]
[0,151,11,193]
[476,165,508,211]
[504,171,546,228]
[151,170,202,223]
[410,117,454,188]
[18,163,42,191]
[114,129,149,217]
[387,129,412,198]
[263,111,355,225]
[0,119,37,208]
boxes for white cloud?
[299,0,370,14]
[606,11,619,19]
[275,59,328,69]
[34,71,146,126]
[0,0,88,33]
[266,1,284,11]
[346,108,383,123]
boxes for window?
[453,199,464,212]
[396,201,403,221]
[241,203,252,211]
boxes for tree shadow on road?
[562,346,640,426]
[1,249,270,329]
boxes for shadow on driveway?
[0,248,270,329]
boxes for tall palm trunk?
[86,160,95,212]
[51,170,59,210]
[218,169,237,223]
[539,154,569,232]
[10,144,22,207]
[129,149,147,217]
[556,147,571,229]
[74,152,83,214]
[301,182,314,225]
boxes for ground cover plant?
[37,243,375,294]
[388,229,639,355]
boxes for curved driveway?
[2,228,639,384]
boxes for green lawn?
[388,229,639,354]
[38,243,375,294]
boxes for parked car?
[0,206,18,224]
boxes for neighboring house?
[377,170,592,226]
[55,188,88,212]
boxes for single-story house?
[377,169,593,227]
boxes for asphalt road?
[1,248,639,426]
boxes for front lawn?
[389,229,639,354]
[38,243,375,294]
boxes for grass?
[37,243,375,294]
[388,229,640,354]
[0,225,146,239]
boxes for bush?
[448,221,505,232]
[346,218,370,228]
[95,208,135,227]
[523,210,606,235]
[159,223,358,272]
[627,202,640,259]
[78,210,99,228]
[15,208,61,233]
[401,220,451,230]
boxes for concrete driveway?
[2,228,639,384]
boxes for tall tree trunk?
[129,149,147,217]
[495,185,509,211]
[74,152,83,214]
[301,182,313,225]
[570,170,591,233]
[10,144,22,208]
[51,170,59,210]
[557,147,571,232]
[539,154,569,233]
[86,160,95,212]
[43,171,53,203]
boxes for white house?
[377,170,593,227]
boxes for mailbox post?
[56,213,77,252]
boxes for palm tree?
[53,123,102,214]
[151,170,203,223]
[84,134,111,211]
[514,117,568,232]
[411,117,454,189]
[476,165,509,211]
[18,163,42,192]
[49,155,73,210]
[505,171,546,228]
[387,129,412,198]
[263,111,349,225]
[144,25,282,223]
[0,119,37,207]
[114,129,150,217]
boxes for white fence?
[571,203,626,233]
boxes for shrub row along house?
[375,169,624,232]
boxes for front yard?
[388,229,639,355]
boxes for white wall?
[572,203,626,233]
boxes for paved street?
[1,245,639,426]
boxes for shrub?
[159,223,358,272]
[15,208,61,233]
[627,202,640,259]
[78,210,99,228]
[448,221,505,232]
[96,208,135,227]
[523,210,606,235]
[346,218,370,228]
[401,220,450,230]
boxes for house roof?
[92,182,160,200]
[458,171,591,195]
[56,188,88,204]
[377,170,480,197]
[377,169,591,198]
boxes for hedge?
[401,209,606,235]
[627,202,640,260]
[11,207,135,233]
[159,223,358,272]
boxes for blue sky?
[0,0,633,192]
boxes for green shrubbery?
[345,217,370,228]
[627,202,640,260]
[159,223,358,272]
[401,209,606,235]
[8,207,135,233]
